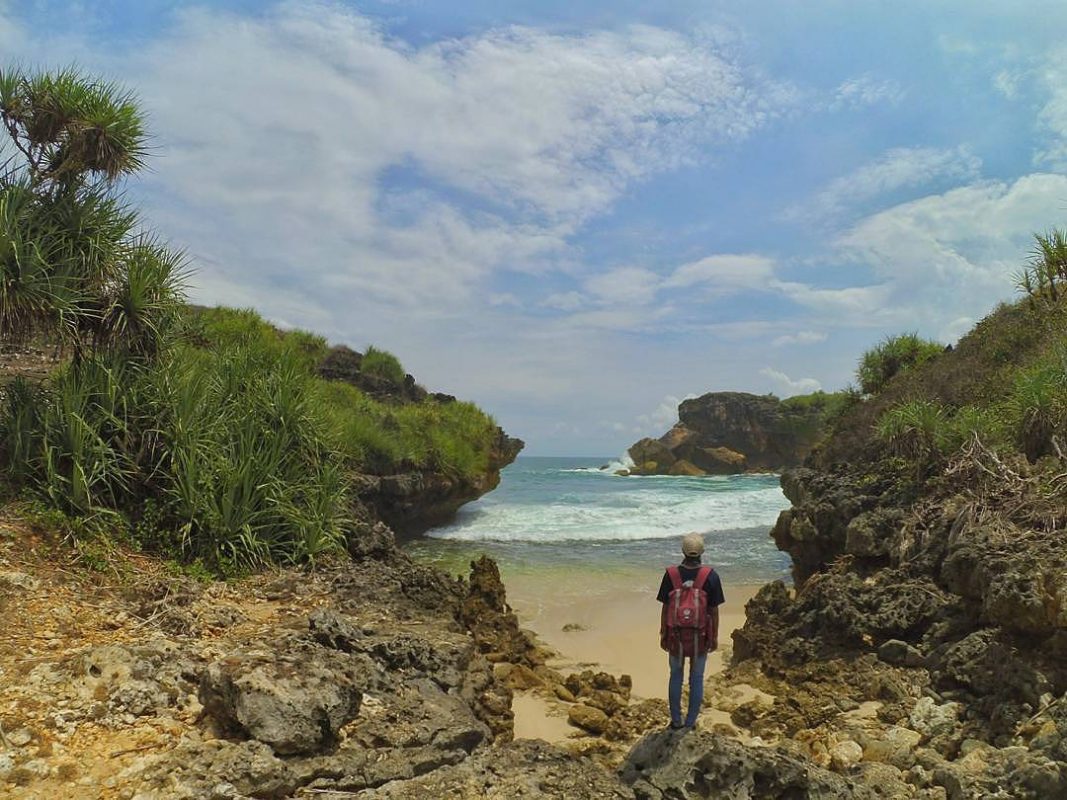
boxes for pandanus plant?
[1027,228,1067,304]
[0,67,183,360]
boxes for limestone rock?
[624,392,832,476]
[829,739,863,771]
[908,697,961,738]
[668,459,706,477]
[622,729,876,799]
[628,438,676,472]
[878,639,925,668]
[569,703,611,734]
[861,726,922,769]
[198,649,363,755]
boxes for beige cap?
[681,532,705,558]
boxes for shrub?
[857,333,944,395]
[1002,354,1067,461]
[875,400,950,468]
[944,405,1008,451]
[157,342,347,569]
[0,67,184,357]
[315,381,496,479]
[361,345,406,384]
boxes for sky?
[5,1,1067,456]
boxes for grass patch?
[361,345,406,384]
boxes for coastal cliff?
[626,391,839,476]
[719,298,1067,798]
[314,343,524,537]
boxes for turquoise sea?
[407,456,792,587]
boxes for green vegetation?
[781,390,860,425]
[777,389,861,445]
[0,69,501,573]
[1015,229,1067,308]
[871,327,1067,476]
[361,345,406,384]
[0,67,181,358]
[857,333,944,396]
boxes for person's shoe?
[668,721,685,730]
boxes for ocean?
[406,455,793,588]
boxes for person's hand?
[707,638,718,653]
[660,631,669,651]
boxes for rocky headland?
[625,392,836,476]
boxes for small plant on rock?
[857,333,944,395]
[361,345,406,384]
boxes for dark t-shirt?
[656,563,725,607]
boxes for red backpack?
[664,565,712,657]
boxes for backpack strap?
[666,566,682,591]
[695,566,712,590]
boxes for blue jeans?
[669,652,707,727]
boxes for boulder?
[668,459,706,477]
[657,423,698,451]
[861,726,922,769]
[829,739,863,771]
[628,438,677,472]
[877,639,925,668]
[569,704,611,734]
[675,444,746,475]
[199,649,363,755]
[621,729,876,799]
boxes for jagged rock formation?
[353,428,524,538]
[0,533,542,798]
[621,729,876,799]
[626,392,828,476]
[724,436,1067,797]
[318,345,430,404]
[316,344,525,537]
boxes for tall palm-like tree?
[1030,229,1067,303]
[0,67,181,359]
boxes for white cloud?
[792,146,982,224]
[760,368,822,395]
[488,293,521,307]
[1035,48,1067,168]
[772,330,827,347]
[22,1,792,346]
[636,394,695,435]
[664,254,776,291]
[541,291,586,311]
[827,173,1067,328]
[830,74,905,110]
[993,69,1023,99]
[585,266,661,306]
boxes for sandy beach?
[497,565,763,740]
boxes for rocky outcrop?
[725,433,1067,798]
[621,729,877,799]
[0,533,540,799]
[353,427,525,538]
[317,344,429,404]
[626,392,829,476]
[314,344,526,537]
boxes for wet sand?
[499,567,763,740]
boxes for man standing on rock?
[657,532,724,730]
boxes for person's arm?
[660,602,669,651]
[705,571,723,652]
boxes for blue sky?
[6,1,1067,455]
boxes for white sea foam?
[431,481,788,543]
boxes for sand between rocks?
[500,569,762,740]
